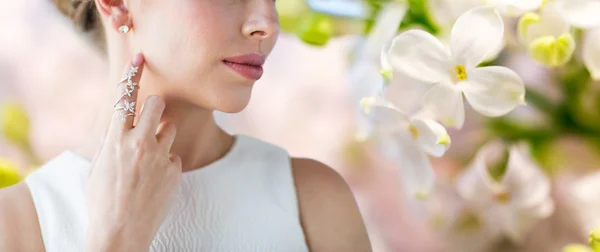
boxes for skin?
[0,0,372,251]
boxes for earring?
[118,25,130,34]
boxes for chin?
[210,87,253,113]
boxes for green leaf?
[399,0,440,35]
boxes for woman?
[0,0,371,251]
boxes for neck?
[76,36,234,173]
[134,86,235,173]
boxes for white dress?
[25,134,309,252]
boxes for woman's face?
[127,0,279,113]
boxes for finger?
[107,53,145,139]
[156,122,177,152]
[134,95,166,138]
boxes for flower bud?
[563,244,593,252]
[589,228,600,252]
[0,158,21,188]
[360,97,377,115]
[1,102,31,148]
[528,34,575,67]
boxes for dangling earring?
[118,25,130,34]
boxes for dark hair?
[53,0,106,51]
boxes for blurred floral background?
[3,0,600,251]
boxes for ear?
[95,0,132,32]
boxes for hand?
[84,53,182,252]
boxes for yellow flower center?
[359,97,376,115]
[494,191,511,204]
[409,125,419,138]
[455,65,468,81]
[380,68,393,84]
[437,134,451,146]
[455,210,481,233]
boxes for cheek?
[177,4,230,56]
[136,1,235,83]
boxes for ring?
[113,66,139,122]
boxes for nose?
[242,2,279,41]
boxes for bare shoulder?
[0,182,45,252]
[290,158,372,252]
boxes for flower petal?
[534,198,555,220]
[495,143,553,243]
[570,171,600,233]
[423,82,466,129]
[459,66,526,117]
[348,57,386,100]
[366,1,407,58]
[458,141,553,243]
[380,49,394,83]
[499,207,542,244]
[410,118,451,157]
[388,30,452,84]
[502,144,552,210]
[583,29,600,80]
[555,0,600,29]
[518,3,571,44]
[360,96,409,133]
[491,0,543,16]
[483,38,506,63]
[506,0,543,12]
[499,197,554,244]
[379,133,435,199]
[456,141,505,206]
[383,72,432,114]
[451,6,504,67]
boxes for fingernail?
[132,53,144,67]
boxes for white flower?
[404,181,502,252]
[365,1,408,64]
[360,96,451,199]
[430,0,483,28]
[518,2,576,67]
[583,28,600,80]
[457,141,554,243]
[348,1,407,138]
[387,6,526,129]
[518,0,600,68]
[348,0,407,98]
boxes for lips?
[222,53,266,81]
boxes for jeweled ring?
[113,66,139,122]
